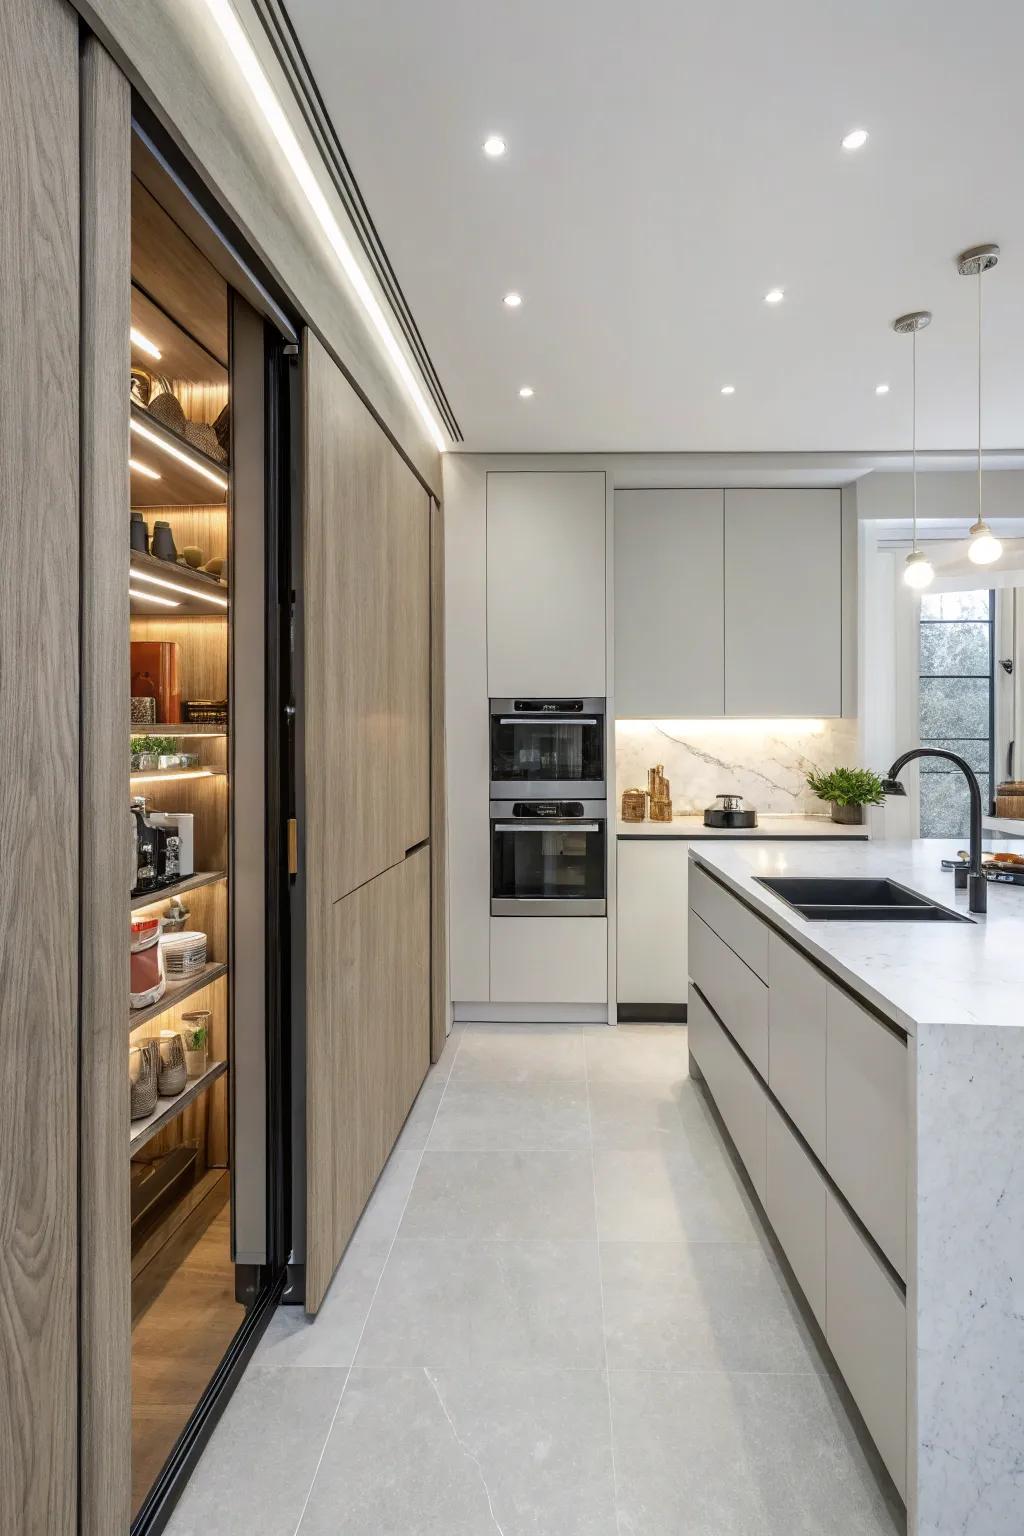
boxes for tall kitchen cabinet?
[301,332,436,1314]
[614,488,844,717]
[487,471,607,696]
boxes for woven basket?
[621,788,646,822]
[995,782,1024,819]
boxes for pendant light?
[893,310,934,589]
[958,243,1003,565]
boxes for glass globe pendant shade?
[903,549,935,589]
[967,519,1003,565]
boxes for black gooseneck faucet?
[881,748,987,914]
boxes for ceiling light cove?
[503,291,523,308]
[482,135,507,158]
[720,385,735,395]
[841,128,869,151]
[518,386,534,399]
[764,288,785,305]
[875,383,890,395]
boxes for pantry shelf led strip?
[204,0,448,454]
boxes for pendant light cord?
[977,261,984,521]
[912,323,918,551]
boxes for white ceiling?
[285,0,1024,453]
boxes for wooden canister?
[995,782,1024,819]
[621,788,647,822]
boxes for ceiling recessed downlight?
[720,385,735,395]
[764,288,784,305]
[841,128,869,151]
[483,135,507,158]
[519,386,534,399]
[875,383,890,395]
[503,291,523,308]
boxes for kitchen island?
[686,838,1024,1536]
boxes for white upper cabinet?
[614,490,725,716]
[486,471,606,696]
[723,489,842,716]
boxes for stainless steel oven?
[490,698,606,800]
[490,799,607,916]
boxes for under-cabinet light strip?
[129,457,161,480]
[132,569,229,609]
[130,769,216,785]
[130,419,229,490]
[129,586,180,609]
[130,326,162,360]
[204,0,448,455]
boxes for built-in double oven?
[489,699,607,916]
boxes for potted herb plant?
[805,766,886,825]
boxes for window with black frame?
[918,590,994,837]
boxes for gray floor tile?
[393,1076,447,1152]
[585,1023,690,1084]
[588,1077,697,1150]
[609,1368,904,1536]
[426,1023,464,1085]
[401,1149,597,1240]
[593,1147,757,1242]
[428,1074,591,1149]
[352,1149,422,1243]
[255,1238,391,1369]
[163,1366,346,1536]
[297,1366,618,1536]
[600,1240,820,1373]
[356,1238,605,1369]
[452,1023,587,1083]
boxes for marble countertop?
[689,838,1024,1034]
[617,814,869,839]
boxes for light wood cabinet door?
[616,839,689,1004]
[723,490,842,716]
[614,490,724,716]
[304,331,430,902]
[1,0,81,1529]
[486,471,606,696]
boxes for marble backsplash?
[616,719,862,816]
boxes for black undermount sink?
[755,875,973,923]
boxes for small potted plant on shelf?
[805,766,886,825]
[180,1014,209,1079]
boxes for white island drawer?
[826,1191,907,1500]
[689,862,769,980]
[826,986,908,1279]
[688,985,766,1204]
[768,935,827,1161]
[765,1101,827,1330]
[689,911,769,1078]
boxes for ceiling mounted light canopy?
[503,291,523,308]
[764,288,785,305]
[875,383,889,396]
[958,243,1003,566]
[841,128,869,150]
[483,135,507,158]
[720,385,735,395]
[518,386,534,398]
[892,309,934,590]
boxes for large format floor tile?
[255,1237,391,1369]
[428,1074,591,1149]
[352,1149,423,1243]
[609,1367,904,1536]
[593,1146,758,1243]
[297,1366,619,1536]
[356,1238,605,1370]
[164,1366,346,1536]
[585,1022,690,1085]
[401,1149,597,1240]
[599,1239,817,1373]
[452,1023,587,1083]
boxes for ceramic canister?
[156,1030,188,1097]
[129,1040,160,1120]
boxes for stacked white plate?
[159,929,208,978]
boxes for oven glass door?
[491,812,606,915]
[490,711,604,792]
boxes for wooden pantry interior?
[2,4,446,1534]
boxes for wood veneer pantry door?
[0,0,80,1531]
[302,331,432,1312]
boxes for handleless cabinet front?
[616,839,689,1005]
[768,936,827,1161]
[688,986,767,1204]
[688,911,769,1078]
[486,471,606,697]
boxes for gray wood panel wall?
[0,0,81,1530]
[303,331,434,1312]
[79,34,133,1536]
